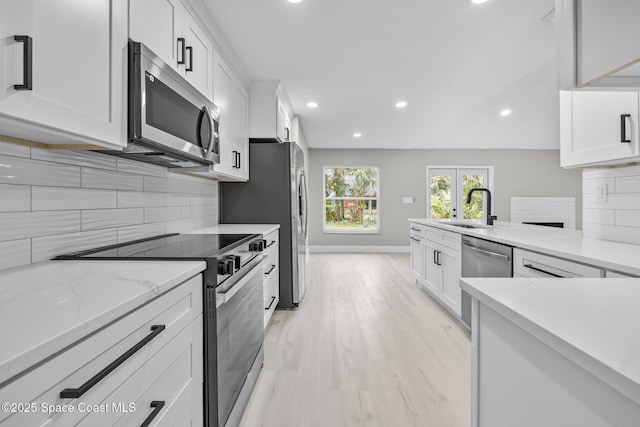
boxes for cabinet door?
[440,247,462,316]
[576,0,640,86]
[410,235,423,282]
[0,0,127,148]
[129,0,183,72]
[560,91,640,167]
[212,51,234,176]
[422,241,441,295]
[231,82,249,180]
[182,10,213,100]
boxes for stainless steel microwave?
[102,41,220,168]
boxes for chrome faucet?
[466,188,497,226]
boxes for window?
[324,166,379,232]
[427,166,493,222]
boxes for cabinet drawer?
[605,270,638,278]
[424,226,461,252]
[264,265,279,328]
[410,223,423,237]
[514,249,601,278]
[0,275,202,426]
[264,229,279,249]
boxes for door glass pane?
[430,174,452,219]
[462,174,484,220]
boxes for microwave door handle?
[201,105,215,158]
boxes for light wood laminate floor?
[240,253,470,427]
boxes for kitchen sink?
[446,222,491,229]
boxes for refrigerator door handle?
[299,171,308,237]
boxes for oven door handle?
[216,257,266,307]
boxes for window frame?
[322,165,380,234]
[426,165,494,222]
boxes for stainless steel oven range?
[55,233,266,427]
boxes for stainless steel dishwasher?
[460,235,513,329]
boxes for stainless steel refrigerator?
[220,141,308,308]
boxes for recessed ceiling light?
[500,109,512,117]
[306,102,318,108]
[287,0,303,3]
[395,101,407,108]
[470,0,489,4]
[353,132,362,138]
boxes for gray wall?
[308,149,582,247]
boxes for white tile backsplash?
[0,155,81,187]
[0,239,31,269]
[583,165,640,244]
[511,197,576,229]
[0,141,219,270]
[0,185,30,212]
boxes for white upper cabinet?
[130,0,213,100]
[0,0,128,149]
[560,90,640,168]
[250,81,293,143]
[181,49,249,181]
[557,0,640,89]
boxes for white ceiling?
[203,0,558,150]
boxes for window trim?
[323,165,380,234]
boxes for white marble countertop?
[409,218,640,276]
[460,277,640,406]
[187,223,279,235]
[0,259,205,385]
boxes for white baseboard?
[309,245,410,253]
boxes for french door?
[427,167,492,221]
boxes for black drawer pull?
[13,35,32,90]
[140,401,165,427]
[60,325,165,399]
[621,114,631,143]
[523,264,563,278]
[265,296,276,310]
[265,240,276,248]
[265,264,276,275]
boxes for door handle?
[201,105,215,158]
[185,46,193,72]
[177,38,186,65]
[13,35,32,90]
[621,114,631,143]
[436,251,441,266]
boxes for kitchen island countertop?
[409,218,640,276]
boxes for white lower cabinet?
[412,223,462,318]
[409,225,423,282]
[0,274,203,426]
[263,229,280,328]
[514,248,602,278]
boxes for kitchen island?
[461,277,640,427]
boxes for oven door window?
[216,262,264,426]
[145,72,210,149]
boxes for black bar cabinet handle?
[284,127,290,142]
[433,250,438,265]
[13,35,32,90]
[436,251,441,266]
[60,325,165,399]
[140,401,165,427]
[236,151,241,169]
[265,296,276,310]
[621,114,631,143]
[185,46,193,72]
[265,264,276,275]
[523,264,563,278]
[177,38,186,65]
[265,240,276,248]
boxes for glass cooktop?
[54,233,257,260]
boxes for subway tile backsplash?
[0,141,218,271]
[583,165,640,244]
